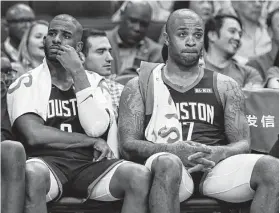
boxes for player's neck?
[47,60,73,90]
[165,58,201,87]
[206,48,231,69]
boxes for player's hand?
[92,138,116,162]
[56,45,84,76]
[267,78,279,89]
[169,141,214,168]
[188,145,224,171]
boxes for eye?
[179,32,187,37]
[228,29,236,34]
[195,33,202,39]
[64,34,71,39]
[48,31,55,36]
[96,49,105,54]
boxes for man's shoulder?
[230,59,257,74]
[216,73,240,92]
[144,37,162,51]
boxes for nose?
[53,34,61,44]
[106,52,113,62]
[133,22,141,32]
[233,32,241,40]
[185,36,196,47]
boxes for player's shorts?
[26,157,126,202]
[145,152,264,203]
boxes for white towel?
[145,64,183,144]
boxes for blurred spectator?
[18,20,49,72]
[81,28,124,118]
[1,57,17,89]
[2,3,35,62]
[173,1,214,23]
[112,1,174,22]
[204,15,263,88]
[1,20,8,45]
[231,1,271,64]
[246,9,279,82]
[106,1,162,75]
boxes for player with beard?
[7,14,151,213]
[204,15,263,88]
[118,9,279,213]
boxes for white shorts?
[145,152,264,203]
[201,154,264,203]
[26,158,129,202]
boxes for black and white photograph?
[1,1,279,213]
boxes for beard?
[43,42,60,63]
[169,47,201,67]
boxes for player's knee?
[254,156,279,187]
[119,163,151,197]
[25,161,50,196]
[1,140,26,162]
[152,154,182,185]
[1,141,26,180]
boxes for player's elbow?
[25,132,40,147]
[83,120,110,138]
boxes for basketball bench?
[47,89,278,213]
[47,196,252,213]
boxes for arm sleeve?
[76,87,110,137]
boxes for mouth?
[230,41,239,49]
[49,46,61,50]
[182,50,197,54]
[103,65,111,68]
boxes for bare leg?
[109,162,151,213]
[1,141,26,213]
[250,156,279,213]
[25,161,50,213]
[149,154,182,213]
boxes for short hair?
[204,14,242,52]
[267,8,279,28]
[81,28,107,56]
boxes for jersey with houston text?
[145,69,228,146]
[28,85,98,160]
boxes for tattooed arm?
[118,77,169,162]
[118,77,213,165]
[189,74,250,170]
[218,74,250,151]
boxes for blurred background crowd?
[1,0,279,90]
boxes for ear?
[163,32,169,46]
[207,31,218,43]
[76,41,83,53]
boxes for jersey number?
[60,124,72,132]
[183,122,194,141]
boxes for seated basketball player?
[118,9,279,213]
[7,14,151,213]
